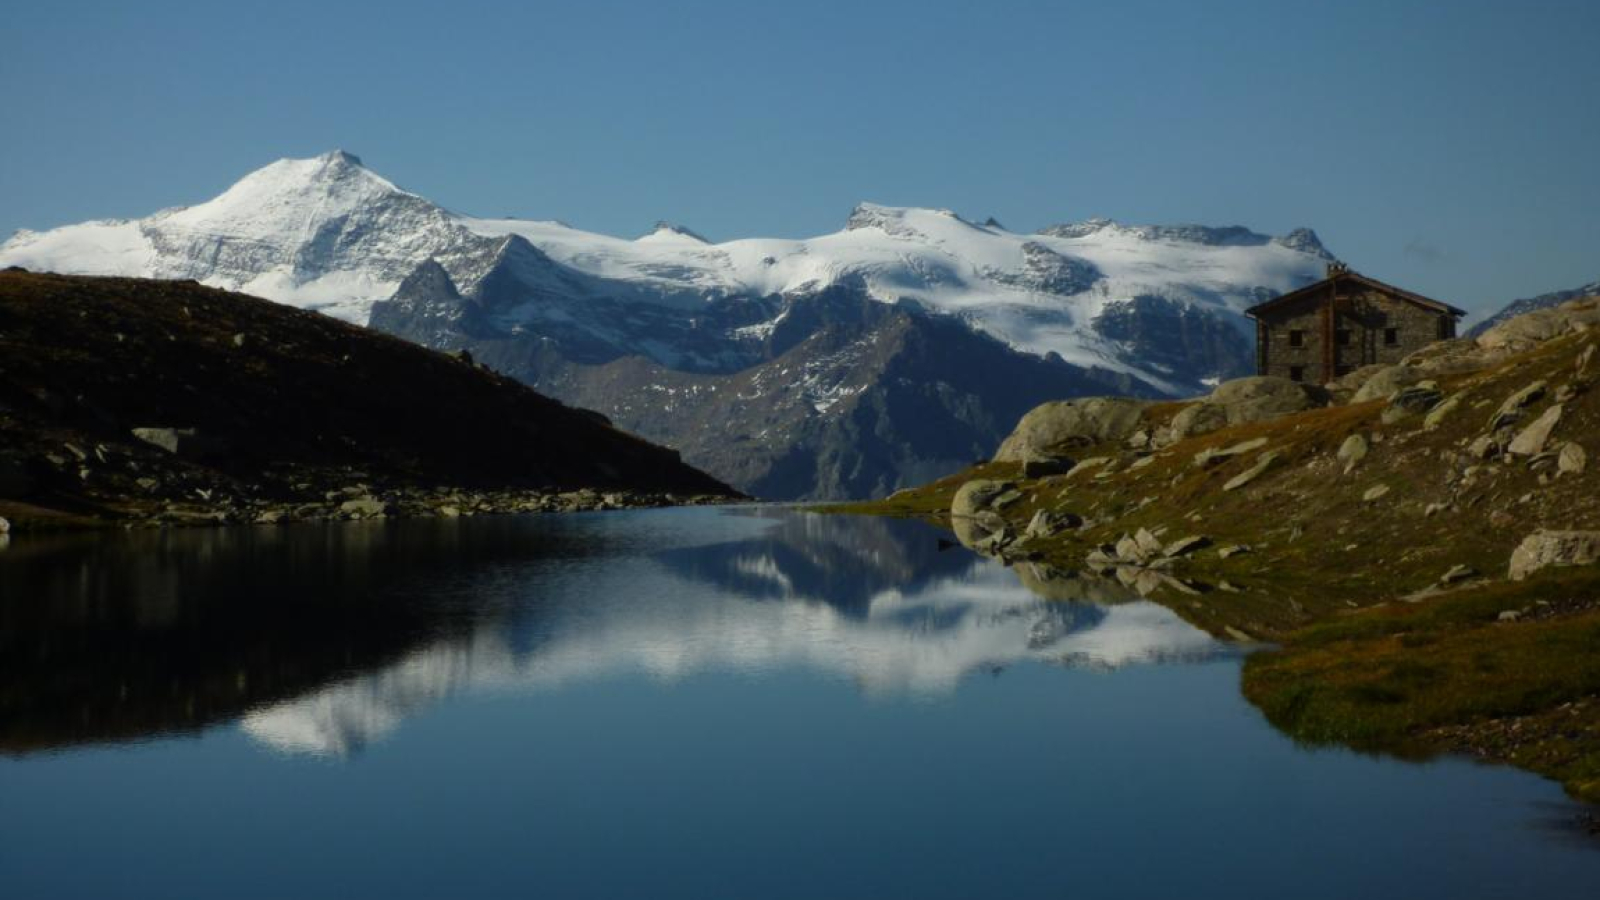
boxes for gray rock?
[0,516,9,534]
[1559,442,1588,475]
[1336,434,1369,473]
[994,398,1150,462]
[951,479,1015,547]
[1578,343,1596,377]
[1508,529,1600,580]
[1497,609,1522,623]
[1477,299,1600,354]
[1194,437,1269,468]
[1222,451,1281,491]
[1163,535,1210,557]
[339,497,391,519]
[1422,393,1462,430]
[1167,402,1229,442]
[1169,377,1328,441]
[1439,564,1476,584]
[1380,385,1443,424]
[1025,509,1082,539]
[1490,381,1548,430]
[1217,544,1252,559]
[1506,404,1563,456]
[1466,434,1500,460]
[131,427,228,459]
[1351,365,1424,403]
[1116,534,1146,564]
[993,489,1024,509]
[1362,484,1391,502]
[1134,527,1164,557]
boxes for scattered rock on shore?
[1508,530,1600,580]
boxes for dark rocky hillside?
[385,285,1155,500]
[0,271,736,529]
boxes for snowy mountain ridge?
[0,150,1334,392]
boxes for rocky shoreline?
[837,295,1600,805]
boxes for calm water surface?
[1,506,1595,899]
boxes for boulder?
[1559,442,1588,475]
[0,516,9,534]
[339,496,391,519]
[1381,385,1443,424]
[1351,365,1424,403]
[1477,298,1600,355]
[1222,451,1281,491]
[1506,404,1563,456]
[1134,528,1164,558]
[1194,437,1268,468]
[1422,393,1462,430]
[994,398,1149,463]
[1167,377,1328,441]
[1166,402,1229,442]
[1466,434,1500,460]
[1024,509,1082,539]
[951,479,1014,547]
[1162,535,1209,557]
[131,427,229,459]
[1336,434,1369,473]
[1400,338,1496,377]
[1328,364,1392,398]
[1508,530,1600,580]
[1362,484,1391,502]
[1489,381,1547,431]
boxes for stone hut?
[1245,264,1465,384]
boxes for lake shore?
[826,303,1600,806]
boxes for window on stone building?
[1384,328,1399,345]
[1288,330,1304,347]
[1336,329,1352,346]
[1289,365,1306,382]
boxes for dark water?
[0,506,1594,899]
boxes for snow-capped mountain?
[1,150,1332,387]
[1,151,1338,499]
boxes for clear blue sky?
[4,0,1596,316]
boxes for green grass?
[1242,569,1600,801]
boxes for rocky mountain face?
[411,284,1154,500]
[1468,277,1600,338]
[1,151,1340,499]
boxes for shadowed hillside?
[0,270,736,528]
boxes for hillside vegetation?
[0,271,736,530]
[839,296,1600,805]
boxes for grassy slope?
[0,271,737,527]
[835,326,1600,802]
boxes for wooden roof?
[1245,271,1466,319]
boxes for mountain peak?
[638,221,709,244]
[319,149,364,167]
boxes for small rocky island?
[0,270,739,531]
[847,296,1600,808]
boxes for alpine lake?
[2,505,1596,899]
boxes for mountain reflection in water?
[0,507,1231,758]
